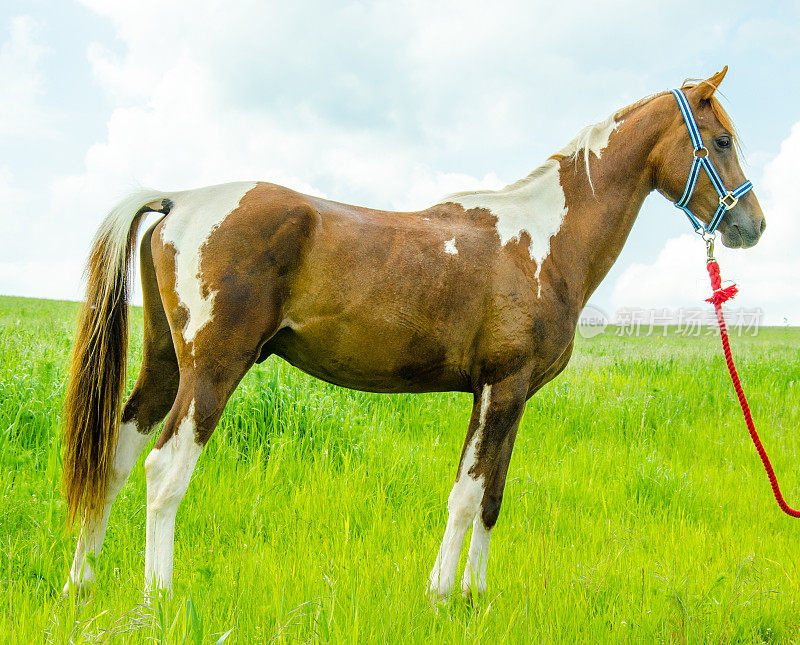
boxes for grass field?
[2,294,800,643]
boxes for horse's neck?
[549,112,660,304]
[446,105,663,304]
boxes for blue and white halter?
[670,88,753,237]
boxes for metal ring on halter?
[720,192,738,210]
[699,228,716,243]
[693,146,709,159]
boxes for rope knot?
[706,260,737,305]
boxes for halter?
[670,88,753,238]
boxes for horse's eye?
[716,135,732,149]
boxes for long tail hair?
[62,189,169,526]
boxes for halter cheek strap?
[670,89,753,236]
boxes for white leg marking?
[159,182,258,347]
[144,401,202,594]
[461,515,491,596]
[428,384,491,600]
[64,421,151,594]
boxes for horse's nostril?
[760,218,767,234]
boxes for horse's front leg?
[427,375,527,601]
[460,409,520,598]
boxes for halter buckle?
[720,193,738,210]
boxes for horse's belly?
[264,321,470,394]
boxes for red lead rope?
[706,258,800,517]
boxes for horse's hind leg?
[65,223,179,594]
[142,349,258,593]
[141,294,280,592]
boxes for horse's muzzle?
[720,205,766,249]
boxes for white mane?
[557,113,622,191]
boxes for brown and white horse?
[62,68,765,600]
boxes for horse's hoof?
[62,579,93,600]
[461,585,485,605]
[425,581,450,607]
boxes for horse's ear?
[689,66,728,100]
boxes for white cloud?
[612,234,709,311]
[396,169,504,211]
[0,260,81,301]
[612,120,800,325]
[0,15,53,139]
[0,166,24,211]
[1,2,503,301]
[0,167,31,256]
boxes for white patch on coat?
[443,237,458,255]
[447,168,565,297]
[428,384,492,599]
[443,116,621,297]
[479,383,491,425]
[144,401,203,593]
[159,182,258,346]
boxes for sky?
[1,1,799,324]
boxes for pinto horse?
[62,67,765,600]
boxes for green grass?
[2,294,800,643]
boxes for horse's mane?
[615,81,739,144]
[445,79,739,200]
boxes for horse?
[62,67,765,601]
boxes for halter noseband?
[670,89,753,237]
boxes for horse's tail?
[62,189,173,527]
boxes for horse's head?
[653,67,766,248]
